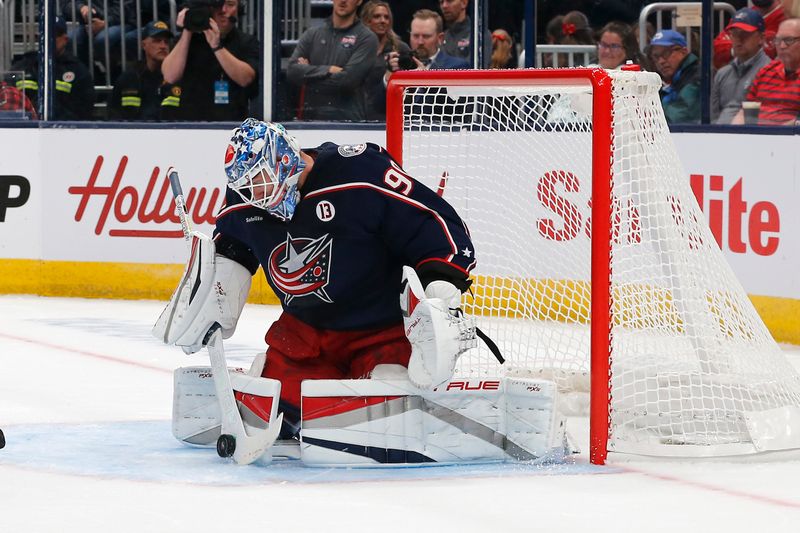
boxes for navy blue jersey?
[214,142,476,331]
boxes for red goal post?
[385,68,800,465]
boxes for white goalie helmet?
[224,119,306,221]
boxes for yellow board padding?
[749,295,800,345]
[0,259,280,304]
[465,275,681,329]
[1,261,798,344]
[465,274,800,344]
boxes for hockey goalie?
[154,118,568,466]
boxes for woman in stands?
[549,11,596,67]
[596,21,652,71]
[361,0,410,121]
[490,29,516,69]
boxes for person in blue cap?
[711,8,771,124]
[109,20,181,120]
[648,29,701,124]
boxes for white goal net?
[386,68,800,463]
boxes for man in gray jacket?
[711,8,771,124]
[288,0,378,121]
[439,0,491,68]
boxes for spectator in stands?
[596,21,651,70]
[61,1,139,70]
[12,16,95,120]
[120,0,174,61]
[0,76,37,120]
[649,30,701,124]
[545,15,565,44]
[559,11,596,47]
[110,21,179,121]
[161,0,258,121]
[733,18,800,125]
[714,0,786,69]
[385,9,470,78]
[536,11,595,67]
[711,9,771,124]
[361,1,410,121]
[439,0,492,67]
[530,14,566,67]
[287,0,377,121]
[490,29,515,69]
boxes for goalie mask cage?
[386,68,800,465]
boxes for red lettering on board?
[68,156,224,238]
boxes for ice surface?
[1,296,800,532]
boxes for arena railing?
[0,0,38,72]
[529,45,597,68]
[59,1,178,98]
[638,2,736,53]
[281,0,309,48]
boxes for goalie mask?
[224,119,306,221]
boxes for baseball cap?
[726,8,765,33]
[53,15,67,36]
[143,20,173,39]
[650,30,687,48]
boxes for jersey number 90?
[383,160,414,196]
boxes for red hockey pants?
[261,312,411,409]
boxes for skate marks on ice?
[0,420,606,485]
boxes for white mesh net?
[394,69,800,457]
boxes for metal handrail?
[534,44,597,68]
[639,2,736,53]
[0,0,8,71]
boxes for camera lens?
[397,52,416,70]
[184,6,211,32]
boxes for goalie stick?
[166,167,282,464]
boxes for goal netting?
[386,68,800,463]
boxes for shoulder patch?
[338,143,367,157]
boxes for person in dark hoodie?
[287,0,378,121]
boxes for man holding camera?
[384,9,469,84]
[161,0,258,121]
[287,0,378,121]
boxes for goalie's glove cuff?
[424,280,463,315]
[174,255,251,353]
[153,233,251,354]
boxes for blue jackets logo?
[337,143,366,157]
[268,233,334,304]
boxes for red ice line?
[0,332,172,374]
[619,464,800,509]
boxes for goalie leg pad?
[172,366,281,446]
[299,377,567,467]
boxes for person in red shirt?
[0,78,37,119]
[733,17,800,125]
[714,0,786,69]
